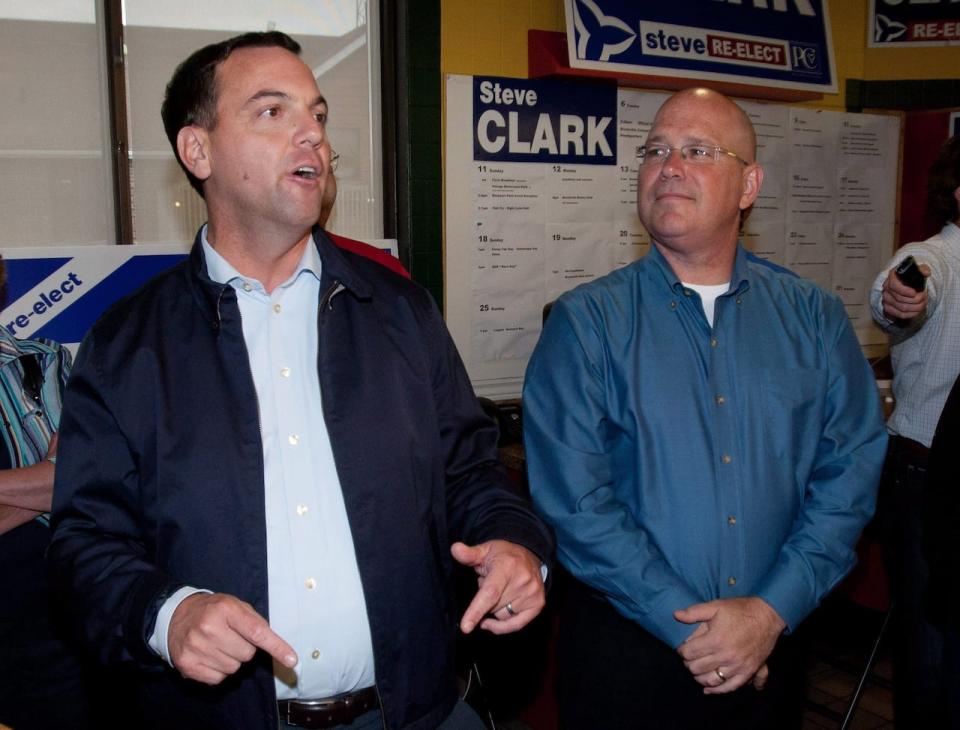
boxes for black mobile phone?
[895,255,926,292]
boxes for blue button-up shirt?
[524,243,887,650]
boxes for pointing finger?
[230,608,298,668]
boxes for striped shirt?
[870,222,960,447]
[0,328,72,524]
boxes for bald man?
[524,88,887,728]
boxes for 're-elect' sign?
[869,0,960,47]
[564,0,837,93]
[1,245,189,352]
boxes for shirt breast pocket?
[754,369,826,460]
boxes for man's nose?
[659,148,685,178]
[294,111,324,148]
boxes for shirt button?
[280,367,291,378]
[711,337,718,348]
[305,577,316,590]
[683,289,691,297]
[715,395,725,405]
[721,454,732,464]
[273,303,282,314]
[727,515,737,526]
[288,433,300,446]
[736,297,742,305]
[728,576,737,586]
[242,282,253,292]
[296,504,309,516]
[311,650,321,660]
[669,301,678,310]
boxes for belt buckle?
[280,688,374,729]
[285,697,338,725]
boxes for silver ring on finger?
[715,668,726,682]
[505,602,517,617]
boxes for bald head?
[637,86,764,283]
[655,88,757,163]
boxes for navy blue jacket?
[49,228,553,730]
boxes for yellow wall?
[440,0,960,110]
[441,0,564,78]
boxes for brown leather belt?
[278,686,378,729]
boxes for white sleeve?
[147,585,213,665]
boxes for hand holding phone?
[883,256,927,327]
[894,255,926,292]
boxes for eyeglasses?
[637,144,749,166]
[329,149,340,173]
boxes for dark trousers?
[877,437,960,728]
[0,521,92,730]
[556,578,803,730]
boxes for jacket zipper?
[316,278,390,729]
[376,685,388,730]
[319,279,345,311]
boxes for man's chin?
[281,205,323,232]
[643,216,692,242]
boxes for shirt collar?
[647,241,751,297]
[942,221,960,250]
[0,327,21,365]
[728,244,752,295]
[200,224,322,290]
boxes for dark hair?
[927,135,960,225]
[161,31,302,197]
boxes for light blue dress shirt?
[150,229,375,700]
[870,222,960,447]
[524,243,888,651]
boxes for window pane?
[123,1,383,244]
[0,2,113,247]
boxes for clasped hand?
[674,596,785,695]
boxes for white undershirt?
[682,282,730,327]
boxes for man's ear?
[739,163,764,211]
[176,125,211,182]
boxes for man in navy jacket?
[49,32,551,730]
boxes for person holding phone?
[870,134,960,728]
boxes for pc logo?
[790,42,821,74]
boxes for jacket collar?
[312,226,373,300]
[186,225,373,330]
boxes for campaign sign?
[869,0,960,47]
[473,76,617,165]
[1,244,189,352]
[564,0,837,93]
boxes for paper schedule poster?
[445,75,899,398]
